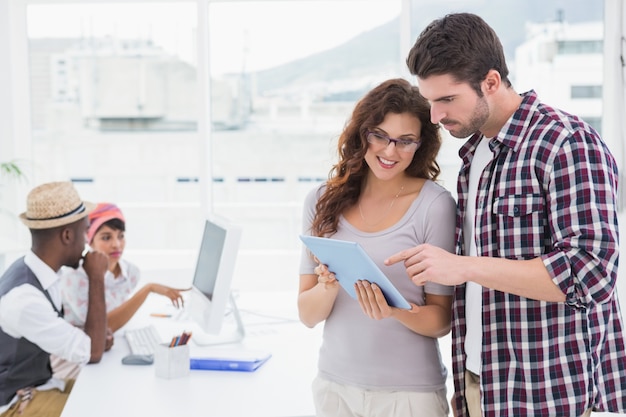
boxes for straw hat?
[19,181,95,229]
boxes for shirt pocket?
[492,193,546,258]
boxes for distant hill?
[252,19,401,98]
[253,0,603,97]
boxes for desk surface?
[60,291,321,417]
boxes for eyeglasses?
[366,130,421,154]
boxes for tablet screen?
[300,235,411,309]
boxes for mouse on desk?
[121,354,154,365]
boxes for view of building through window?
[24,0,404,291]
[21,0,606,292]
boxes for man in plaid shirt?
[386,12,626,417]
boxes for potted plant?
[0,159,27,271]
[0,160,24,181]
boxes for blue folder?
[190,349,272,372]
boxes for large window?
[22,0,405,291]
[206,1,403,290]
[2,0,610,292]
[25,2,204,275]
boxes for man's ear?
[59,226,74,245]
[482,69,501,94]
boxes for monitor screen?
[189,215,242,338]
[193,222,226,301]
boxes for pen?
[150,313,172,318]
[168,331,193,347]
[179,331,192,345]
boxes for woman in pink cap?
[59,203,187,332]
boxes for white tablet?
[299,235,411,310]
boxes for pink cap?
[87,202,125,243]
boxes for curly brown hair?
[311,78,441,237]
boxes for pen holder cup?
[154,343,190,379]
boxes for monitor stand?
[191,293,246,346]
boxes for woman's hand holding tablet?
[299,235,411,310]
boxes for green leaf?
[0,161,26,181]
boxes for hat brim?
[19,201,96,229]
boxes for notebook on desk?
[190,349,272,372]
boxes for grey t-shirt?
[299,180,456,392]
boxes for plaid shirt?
[451,90,626,417]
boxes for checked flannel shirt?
[451,90,626,417]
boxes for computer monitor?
[188,215,244,345]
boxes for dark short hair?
[101,218,125,233]
[406,13,511,95]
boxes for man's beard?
[445,96,489,139]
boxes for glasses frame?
[365,130,421,153]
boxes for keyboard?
[124,325,162,356]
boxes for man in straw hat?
[0,181,109,417]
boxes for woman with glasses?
[298,78,455,417]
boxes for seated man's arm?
[0,286,93,364]
[81,250,109,363]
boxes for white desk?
[60,291,321,417]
